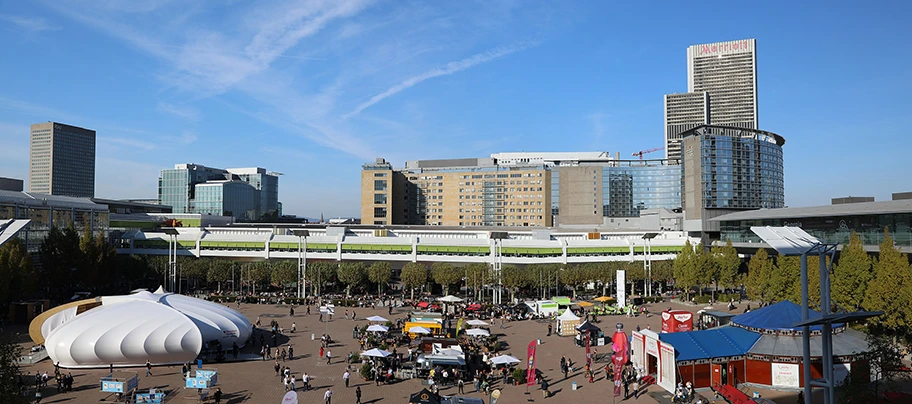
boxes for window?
[374,207,388,218]
[374,193,387,204]
[374,172,388,177]
[374,180,387,191]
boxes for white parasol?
[438,295,464,303]
[366,315,389,323]
[466,319,489,326]
[489,355,521,365]
[466,328,490,337]
[361,348,392,358]
[410,326,431,334]
[366,324,389,333]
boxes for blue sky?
[1,1,910,217]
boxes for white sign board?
[772,363,800,388]
[617,270,626,307]
[834,363,851,386]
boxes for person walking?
[547,323,552,336]
[326,350,332,364]
[290,375,296,391]
[541,378,550,399]
[458,378,465,394]
[356,386,362,404]
[324,388,333,404]
[343,370,351,387]
[145,360,152,376]
[214,387,222,404]
[303,372,310,391]
[275,361,281,377]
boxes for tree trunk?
[411,287,414,300]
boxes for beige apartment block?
[555,166,603,225]
[361,158,551,227]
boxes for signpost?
[616,270,626,308]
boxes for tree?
[39,225,82,299]
[832,232,873,310]
[367,262,392,295]
[784,255,825,307]
[400,262,428,300]
[863,229,912,336]
[431,262,462,295]
[673,240,699,300]
[465,263,490,301]
[713,240,741,291]
[745,248,773,302]
[270,260,297,293]
[306,261,336,296]
[559,265,588,299]
[0,238,37,310]
[501,264,531,303]
[651,260,674,294]
[837,332,909,403]
[206,259,234,292]
[0,331,28,404]
[337,262,367,296]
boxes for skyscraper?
[29,122,96,197]
[157,163,280,220]
[665,39,758,161]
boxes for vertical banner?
[526,340,537,386]
[456,318,464,337]
[617,270,626,308]
[585,332,591,367]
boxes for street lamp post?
[490,232,508,305]
[641,232,658,297]
[293,230,310,299]
[163,228,180,293]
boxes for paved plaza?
[20,298,811,404]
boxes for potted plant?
[512,368,525,386]
[360,362,373,381]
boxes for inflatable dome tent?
[29,287,252,368]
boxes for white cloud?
[157,101,199,120]
[100,136,158,151]
[343,41,536,118]
[0,14,61,32]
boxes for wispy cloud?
[157,101,199,120]
[0,96,77,121]
[100,136,158,151]
[0,14,61,32]
[343,41,536,118]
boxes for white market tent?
[466,319,488,327]
[438,295,464,303]
[32,289,252,368]
[366,315,389,323]
[367,324,389,333]
[556,309,581,337]
[489,355,521,365]
[466,328,490,337]
[410,326,432,335]
[361,348,392,358]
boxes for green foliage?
[784,255,823,307]
[512,367,525,384]
[431,262,461,295]
[400,262,428,300]
[836,332,909,403]
[367,262,392,294]
[360,362,373,379]
[712,240,741,289]
[465,263,491,300]
[206,259,236,291]
[337,262,367,296]
[650,260,674,294]
[501,264,530,302]
[673,240,699,300]
[0,331,27,404]
[0,238,37,310]
[832,232,873,310]
[863,229,912,336]
[270,260,297,290]
[559,265,588,299]
[306,261,337,295]
[745,248,773,302]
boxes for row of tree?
[742,230,912,339]
[672,240,741,301]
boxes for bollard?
[571,381,577,391]
[311,333,315,340]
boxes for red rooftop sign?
[697,40,751,56]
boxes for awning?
[554,296,572,306]
[658,326,760,362]
[731,301,844,332]
[748,328,869,357]
[576,321,601,333]
[409,389,441,404]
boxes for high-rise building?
[157,163,280,220]
[29,122,96,197]
[664,39,758,162]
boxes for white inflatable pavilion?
[33,287,252,368]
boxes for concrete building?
[831,196,874,205]
[157,164,280,220]
[681,125,785,237]
[361,158,551,227]
[665,39,758,162]
[892,192,912,201]
[0,177,24,192]
[29,122,96,197]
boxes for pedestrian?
[326,350,332,364]
[290,375,296,391]
[145,360,152,376]
[344,370,351,387]
[284,375,289,391]
[303,372,310,391]
[320,346,324,358]
[458,378,465,394]
[541,378,550,399]
[292,322,296,333]
[356,386,362,404]
[288,346,294,360]
[275,361,281,377]
[473,375,480,392]
[214,387,222,404]
[282,348,287,361]
[324,388,333,404]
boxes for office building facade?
[361,158,551,227]
[0,177,24,192]
[157,164,279,220]
[681,125,784,234]
[29,122,96,197]
[664,39,758,162]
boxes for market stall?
[556,309,581,337]
[575,321,605,346]
[660,310,694,333]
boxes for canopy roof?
[557,309,580,321]
[466,319,488,326]
[553,296,572,306]
[658,326,760,362]
[366,315,389,322]
[731,301,844,333]
[748,328,869,357]
[489,355,520,365]
[361,348,392,358]
[466,328,490,337]
[367,324,389,333]
[576,321,601,333]
[410,326,431,335]
[438,295,464,303]
[409,389,441,404]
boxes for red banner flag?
[526,340,537,386]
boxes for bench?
[712,384,752,404]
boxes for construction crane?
[632,147,664,160]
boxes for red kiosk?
[661,310,694,333]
